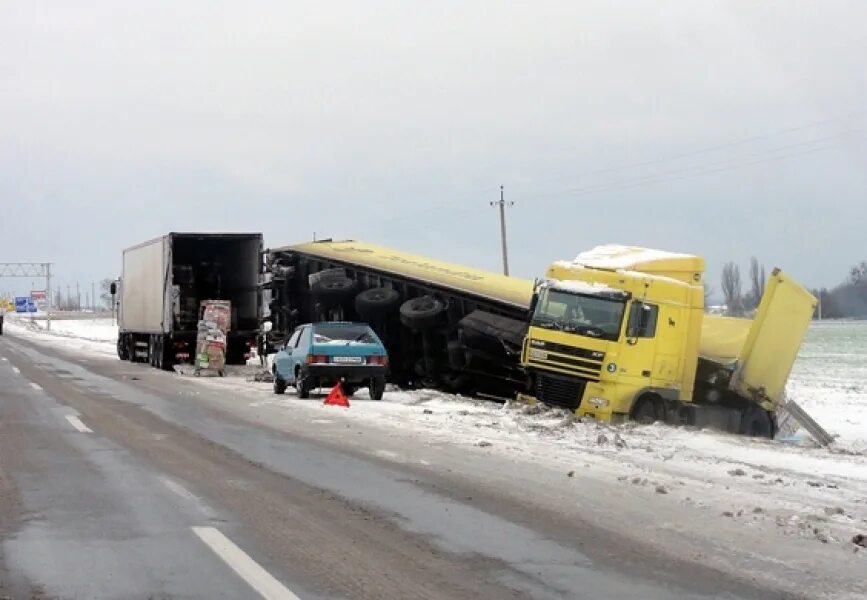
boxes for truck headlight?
[606,362,617,373]
[588,396,609,408]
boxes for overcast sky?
[2,1,866,302]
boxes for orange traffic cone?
[324,382,350,407]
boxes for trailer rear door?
[730,269,817,408]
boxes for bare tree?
[850,260,867,284]
[703,283,715,309]
[721,262,743,316]
[748,257,766,310]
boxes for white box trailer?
[118,233,263,369]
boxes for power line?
[514,131,854,202]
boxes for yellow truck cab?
[522,245,816,436]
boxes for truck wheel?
[355,287,401,319]
[369,376,386,400]
[740,406,774,438]
[117,335,129,360]
[399,296,445,330]
[632,396,659,424]
[311,276,357,304]
[274,378,287,395]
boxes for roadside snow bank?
[3,315,117,357]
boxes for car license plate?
[332,356,363,364]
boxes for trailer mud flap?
[730,269,817,409]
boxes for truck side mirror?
[529,292,539,316]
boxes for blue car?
[273,321,388,399]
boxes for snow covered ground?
[5,314,867,558]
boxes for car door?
[288,325,309,381]
[276,327,302,380]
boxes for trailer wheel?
[740,406,774,438]
[399,296,445,330]
[311,276,357,304]
[355,287,401,319]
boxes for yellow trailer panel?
[282,240,535,309]
[730,269,817,408]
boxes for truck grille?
[526,339,604,379]
[535,374,586,409]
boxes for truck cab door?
[615,301,658,384]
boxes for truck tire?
[740,406,774,438]
[117,335,129,360]
[311,276,357,304]
[399,296,445,330]
[632,396,659,424]
[355,287,401,319]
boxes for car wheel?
[274,378,287,395]
[355,287,401,320]
[369,376,386,401]
[399,296,445,330]
[297,375,311,399]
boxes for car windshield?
[313,324,377,344]
[531,289,626,342]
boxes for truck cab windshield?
[531,288,626,341]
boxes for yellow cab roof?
[570,244,705,285]
[279,240,535,309]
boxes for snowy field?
[788,320,867,451]
[4,314,867,552]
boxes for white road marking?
[160,477,198,501]
[65,415,93,433]
[12,367,20,374]
[192,527,300,600]
[30,382,42,391]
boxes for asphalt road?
[0,331,790,600]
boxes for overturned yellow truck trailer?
[263,240,815,436]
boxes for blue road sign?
[27,299,37,313]
[15,297,28,313]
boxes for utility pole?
[76,282,81,311]
[490,185,514,276]
[92,282,96,312]
[67,285,71,311]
